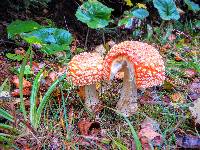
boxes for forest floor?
[0,1,200,149]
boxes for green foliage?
[0,108,14,122]
[118,8,149,27]
[153,0,180,20]
[184,0,200,12]
[22,28,73,55]
[6,53,24,61]
[131,8,149,19]
[75,0,114,29]
[7,20,42,39]
[35,73,66,129]
[30,68,44,129]
[17,65,33,75]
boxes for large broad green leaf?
[22,28,73,55]
[153,0,180,20]
[131,9,149,20]
[75,0,114,29]
[184,0,200,12]
[7,20,42,39]
[118,9,149,27]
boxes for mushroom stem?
[84,84,100,110]
[114,60,138,116]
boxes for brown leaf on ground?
[176,134,200,148]
[171,92,185,103]
[11,88,31,97]
[138,118,163,149]
[12,75,32,88]
[78,119,100,136]
[14,47,25,55]
[174,53,183,61]
[188,79,200,101]
[168,34,176,42]
[189,98,200,124]
[184,68,197,78]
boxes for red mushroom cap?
[67,52,104,86]
[103,41,165,88]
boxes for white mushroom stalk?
[84,84,100,109]
[104,41,165,117]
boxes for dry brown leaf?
[171,92,185,103]
[138,118,163,149]
[12,75,32,88]
[189,98,200,124]
[184,68,197,78]
[78,119,100,136]
[11,88,31,97]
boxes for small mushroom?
[104,41,165,116]
[67,52,103,111]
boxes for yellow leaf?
[124,0,133,7]
[136,3,147,9]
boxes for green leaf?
[22,28,73,55]
[153,0,180,20]
[131,8,149,19]
[17,65,33,75]
[118,9,149,27]
[75,0,114,29]
[7,20,42,39]
[6,53,24,61]
[30,68,44,129]
[184,0,200,12]
[35,74,66,128]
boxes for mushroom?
[104,41,165,116]
[67,52,103,110]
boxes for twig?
[84,28,89,50]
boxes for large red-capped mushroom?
[104,41,165,116]
[67,52,103,111]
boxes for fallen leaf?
[11,88,31,97]
[78,119,100,136]
[171,92,185,103]
[176,134,200,148]
[12,75,32,88]
[168,34,176,42]
[189,98,200,124]
[174,53,183,61]
[14,47,25,55]
[138,118,163,149]
[77,86,86,100]
[188,80,200,101]
[184,68,197,78]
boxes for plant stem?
[19,46,31,120]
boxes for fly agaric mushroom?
[104,41,165,116]
[67,52,103,110]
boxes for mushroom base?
[111,59,138,117]
[85,84,100,111]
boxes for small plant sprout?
[104,41,165,117]
[67,52,104,111]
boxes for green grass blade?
[0,78,8,93]
[19,46,31,120]
[0,108,14,122]
[106,107,142,150]
[0,123,18,133]
[30,68,44,128]
[36,74,66,128]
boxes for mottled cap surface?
[104,41,165,88]
[67,52,103,86]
